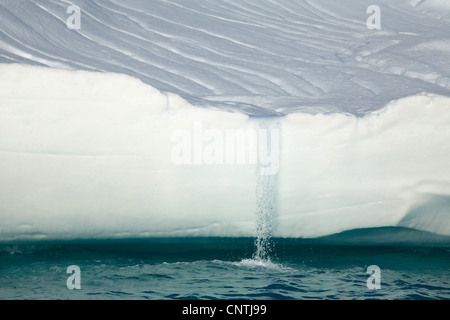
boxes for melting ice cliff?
[1,0,450,242]
[0,64,449,241]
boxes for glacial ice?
[0,64,449,241]
[0,0,449,241]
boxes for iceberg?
[0,1,449,241]
[1,0,450,115]
[0,64,449,241]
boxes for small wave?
[159,258,291,272]
[230,258,294,272]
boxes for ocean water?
[1,237,449,300]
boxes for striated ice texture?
[0,0,450,115]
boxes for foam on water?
[231,259,293,272]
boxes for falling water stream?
[253,172,277,261]
[252,117,280,262]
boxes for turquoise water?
[1,234,449,300]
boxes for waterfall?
[252,117,280,261]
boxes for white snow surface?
[0,1,449,240]
[0,0,450,115]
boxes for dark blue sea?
[1,228,449,300]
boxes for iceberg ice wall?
[0,64,449,241]
[0,1,450,241]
